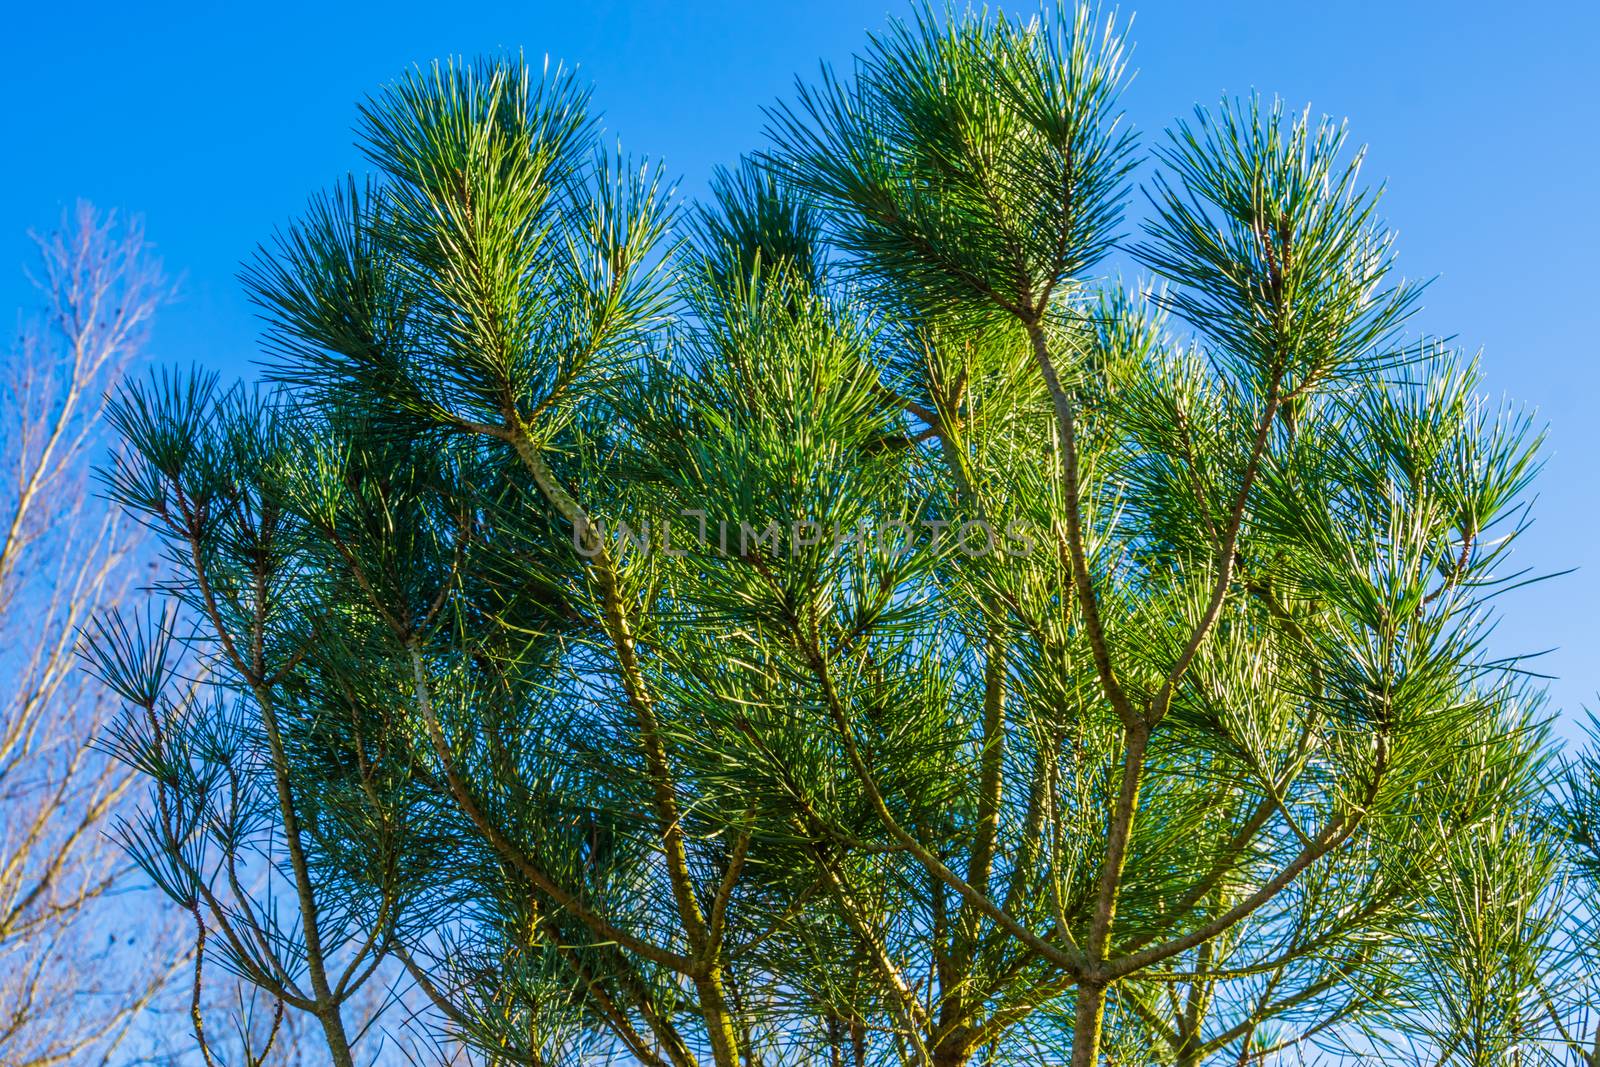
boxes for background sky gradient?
[4,0,1596,732]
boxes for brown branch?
[1026,323,1138,728]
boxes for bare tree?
[0,202,174,1066]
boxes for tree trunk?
[697,967,744,1067]
[931,1031,972,1067]
[1070,982,1108,1067]
[316,1008,356,1067]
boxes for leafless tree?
[0,202,175,1066]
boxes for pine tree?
[91,6,1552,1065]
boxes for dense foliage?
[85,5,1600,1065]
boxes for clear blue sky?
[4,1,1596,730]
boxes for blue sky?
[4,0,1597,729]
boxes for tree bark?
[931,1032,973,1067]
[1070,982,1108,1067]
[696,967,744,1067]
